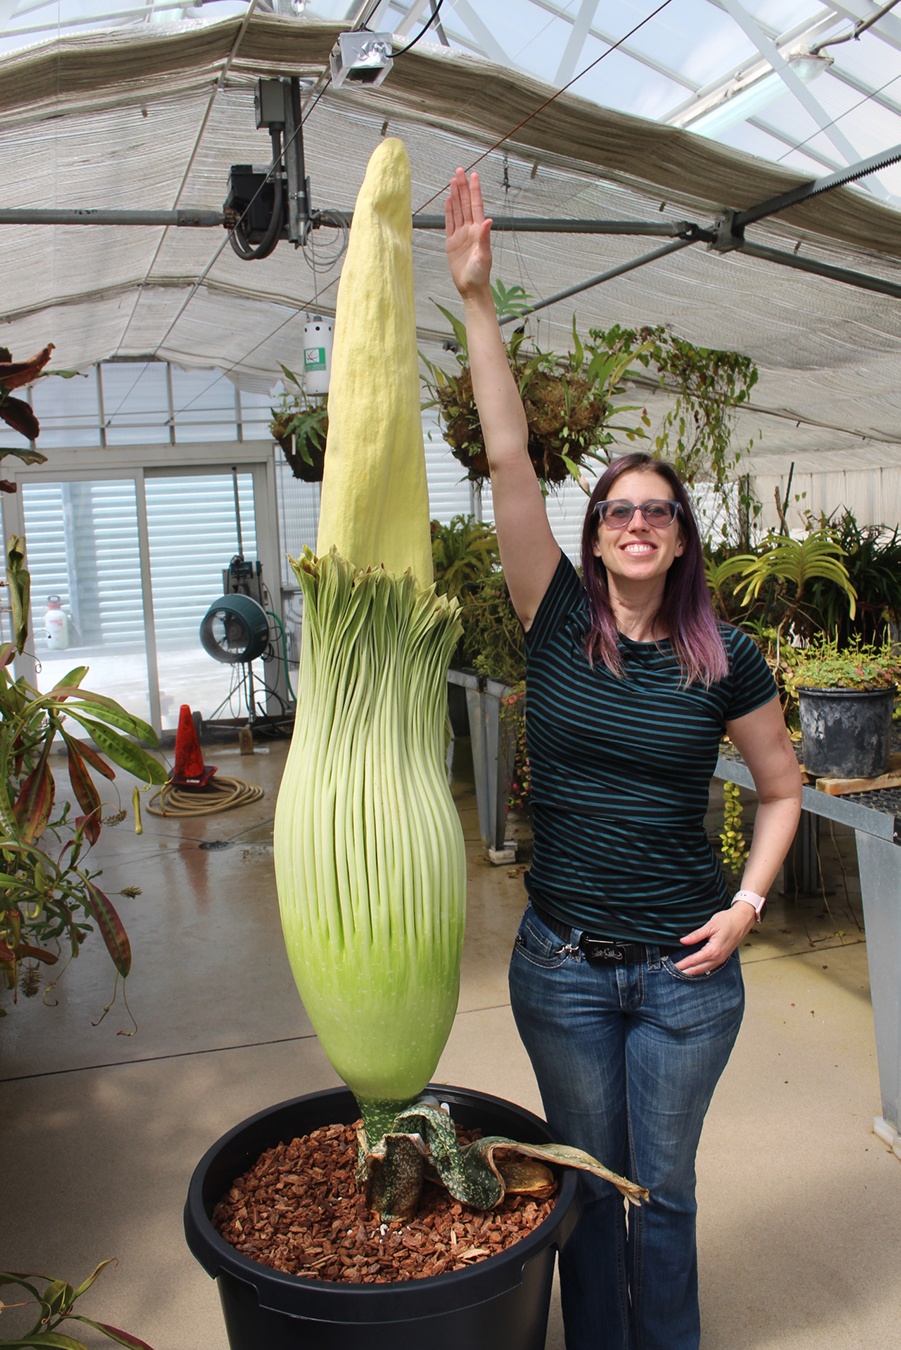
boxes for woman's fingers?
[468,169,484,223]
[447,167,485,233]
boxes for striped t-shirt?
[523,552,777,944]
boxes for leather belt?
[531,901,678,964]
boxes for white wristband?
[731,890,766,922]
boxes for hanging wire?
[774,71,901,171]
[413,0,675,213]
[113,0,677,423]
[393,0,445,57]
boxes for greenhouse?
[1,4,900,1348]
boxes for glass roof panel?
[1,0,898,211]
[626,0,756,87]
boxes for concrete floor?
[1,733,899,1349]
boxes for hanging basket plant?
[269,363,329,483]
[422,288,649,489]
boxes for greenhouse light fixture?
[329,31,394,89]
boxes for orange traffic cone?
[172,705,217,788]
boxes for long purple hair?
[579,452,728,686]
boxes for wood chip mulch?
[212,1120,556,1284]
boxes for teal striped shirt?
[523,552,777,943]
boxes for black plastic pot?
[798,685,895,778]
[185,1084,580,1350]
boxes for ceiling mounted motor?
[200,593,270,664]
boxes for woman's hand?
[445,168,493,298]
[674,904,756,974]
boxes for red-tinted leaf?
[64,736,103,834]
[16,943,59,965]
[0,342,55,390]
[12,757,55,844]
[0,479,17,493]
[75,813,101,847]
[70,1317,156,1349]
[85,881,131,977]
[61,732,115,781]
[0,393,40,440]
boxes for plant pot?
[798,686,895,778]
[185,1084,579,1350]
[277,434,326,483]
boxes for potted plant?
[2,354,169,1015]
[782,634,900,780]
[1,534,168,1012]
[421,290,648,488]
[269,364,329,483]
[185,139,644,1350]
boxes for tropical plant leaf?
[12,750,55,844]
[57,716,166,784]
[50,694,158,746]
[61,732,116,782]
[0,1334,91,1348]
[62,737,103,838]
[0,394,40,441]
[67,1319,155,1350]
[0,342,55,391]
[432,301,469,356]
[49,668,90,696]
[84,881,131,977]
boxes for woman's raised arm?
[445,168,560,629]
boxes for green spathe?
[273,549,465,1140]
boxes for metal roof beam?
[731,143,901,228]
[736,239,901,300]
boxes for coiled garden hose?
[146,776,265,817]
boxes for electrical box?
[254,78,286,129]
[224,557,265,608]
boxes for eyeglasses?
[595,499,681,529]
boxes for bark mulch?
[213,1119,556,1284]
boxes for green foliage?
[422,296,650,489]
[707,531,856,642]
[459,571,525,686]
[430,515,500,603]
[0,537,167,1011]
[782,634,901,695]
[587,324,760,544]
[801,510,901,645]
[719,780,749,881]
[0,1262,154,1348]
[424,298,760,526]
[269,364,328,476]
[430,516,524,680]
[502,686,531,814]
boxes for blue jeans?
[508,904,745,1350]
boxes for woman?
[445,167,802,1350]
